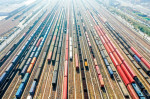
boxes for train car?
[138,62,150,75]
[134,77,145,91]
[75,54,79,70]
[16,83,25,98]
[22,73,29,84]
[27,64,34,73]
[52,70,58,86]
[100,50,106,59]
[98,75,104,87]
[0,72,7,85]
[5,63,14,74]
[142,89,150,99]
[52,47,57,63]
[140,58,150,69]
[34,68,41,82]
[21,64,28,76]
[47,51,53,62]
[131,83,145,98]
[95,65,101,75]
[12,56,19,65]
[84,59,88,70]
[64,61,68,77]
[118,81,130,98]
[127,84,139,99]
[103,58,109,67]
[133,55,141,63]
[107,66,113,78]
[29,81,37,95]
[54,62,59,71]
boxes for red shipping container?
[130,47,142,58]
[47,52,52,62]
[140,58,150,69]
[109,41,117,50]
[100,28,105,34]
[105,34,110,42]
[95,65,101,75]
[123,60,136,78]
[113,52,122,65]
[127,84,139,99]
[120,64,135,83]
[100,36,105,44]
[109,53,119,67]
[36,38,42,47]
[64,61,68,77]
[99,29,104,36]
[98,75,104,87]
[115,49,124,61]
[103,36,108,43]
[63,77,68,99]
[65,48,68,61]
[75,54,79,70]
[104,43,111,54]
[107,42,114,52]
[94,26,98,31]
[116,66,130,86]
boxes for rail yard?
[0,0,150,99]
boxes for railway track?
[0,0,150,98]
[1,1,59,98]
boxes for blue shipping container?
[132,83,145,98]
[107,66,113,78]
[134,55,141,63]
[0,72,7,84]
[29,81,37,95]
[16,83,25,98]
[104,58,109,66]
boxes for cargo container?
[103,58,109,66]
[21,64,28,76]
[27,64,34,73]
[34,68,41,81]
[75,54,79,70]
[52,71,58,86]
[120,64,135,83]
[98,75,104,87]
[123,60,136,78]
[0,72,7,84]
[107,66,113,78]
[29,81,37,95]
[63,77,68,99]
[22,73,29,84]
[16,83,25,98]
[116,66,130,86]
[64,61,68,77]
[130,47,142,58]
[134,55,141,63]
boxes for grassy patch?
[108,7,150,36]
